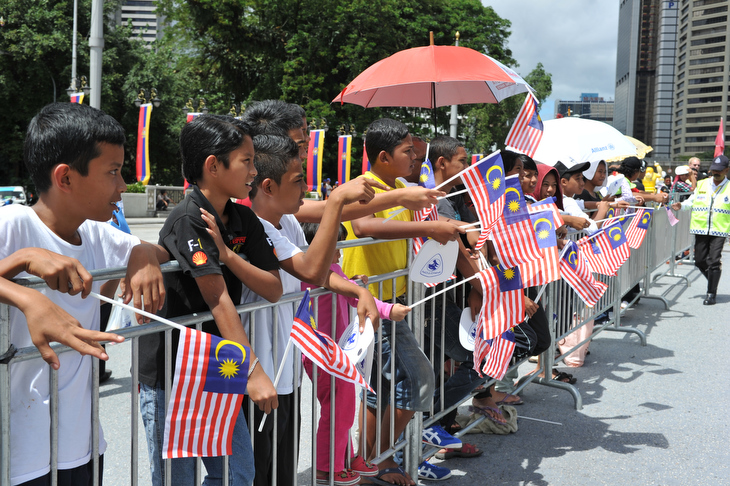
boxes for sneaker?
[349,455,378,477]
[620,301,629,310]
[422,425,462,449]
[418,461,452,481]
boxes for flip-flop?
[362,466,411,486]
[495,393,524,406]
[553,371,577,384]
[435,442,483,460]
[469,405,508,425]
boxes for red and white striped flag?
[291,290,373,392]
[481,329,516,380]
[625,208,653,249]
[505,92,544,158]
[461,151,506,250]
[577,235,612,276]
[476,265,525,341]
[519,210,560,287]
[559,241,608,307]
[163,327,249,459]
[490,175,542,269]
[473,330,490,372]
[594,223,630,275]
[528,196,565,228]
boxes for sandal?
[362,466,411,486]
[316,469,360,486]
[469,405,508,425]
[553,371,577,384]
[495,393,524,406]
[435,442,483,460]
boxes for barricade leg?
[603,270,647,346]
[653,207,690,286]
[639,213,669,309]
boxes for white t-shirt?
[563,196,599,235]
[241,214,305,394]
[0,205,139,485]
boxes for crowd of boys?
[1,100,727,486]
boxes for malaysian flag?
[599,222,630,273]
[473,329,490,372]
[577,235,612,276]
[461,151,506,250]
[490,175,543,268]
[505,92,543,158]
[559,241,608,307]
[412,158,438,256]
[476,265,526,340]
[481,329,516,380]
[528,196,565,228]
[290,290,373,391]
[520,210,560,287]
[625,208,653,249]
[163,327,249,459]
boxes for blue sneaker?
[422,425,462,449]
[418,461,452,481]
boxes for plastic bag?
[106,297,138,332]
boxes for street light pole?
[89,0,104,109]
[70,0,78,92]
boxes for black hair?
[301,222,348,245]
[180,115,251,185]
[24,103,126,193]
[243,100,303,137]
[364,118,410,163]
[518,154,537,172]
[249,134,300,199]
[429,136,463,164]
[289,103,307,120]
[614,156,643,179]
[500,149,518,174]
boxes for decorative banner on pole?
[338,135,352,184]
[362,138,370,175]
[69,92,85,104]
[307,129,324,196]
[471,154,484,166]
[714,118,725,158]
[136,103,153,185]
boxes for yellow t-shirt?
[342,172,411,299]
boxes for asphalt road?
[99,220,730,485]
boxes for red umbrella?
[332,44,532,109]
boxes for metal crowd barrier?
[0,202,696,484]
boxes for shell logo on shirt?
[192,251,208,266]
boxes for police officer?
[672,155,730,305]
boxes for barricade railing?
[1,204,695,484]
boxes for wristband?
[248,357,259,378]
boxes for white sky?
[485,1,620,120]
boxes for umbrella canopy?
[532,117,637,166]
[332,45,533,109]
[625,136,653,160]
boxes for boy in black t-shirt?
[138,115,283,486]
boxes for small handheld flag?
[476,265,525,340]
[163,328,249,459]
[461,151,506,250]
[491,175,543,268]
[505,92,544,158]
[625,208,653,249]
[559,241,608,307]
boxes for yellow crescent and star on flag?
[608,226,622,242]
[486,165,503,190]
[505,187,522,213]
[214,340,247,379]
[532,217,553,240]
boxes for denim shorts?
[365,319,435,412]
[139,382,255,486]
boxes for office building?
[115,1,164,43]
[554,93,615,124]
[672,0,729,157]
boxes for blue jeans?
[139,383,255,486]
[365,319,434,412]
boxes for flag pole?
[89,291,186,332]
[409,273,480,309]
[258,338,294,432]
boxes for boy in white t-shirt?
[0,102,168,486]
[236,134,380,486]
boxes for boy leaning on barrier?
[671,155,730,306]
[0,102,169,486]
[341,118,465,486]
[137,115,284,486]
[222,134,381,486]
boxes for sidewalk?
[99,244,730,485]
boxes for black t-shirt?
[138,186,279,388]
[575,189,601,203]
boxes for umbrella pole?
[432,83,437,136]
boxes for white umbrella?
[532,117,637,166]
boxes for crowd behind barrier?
[0,194,695,486]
